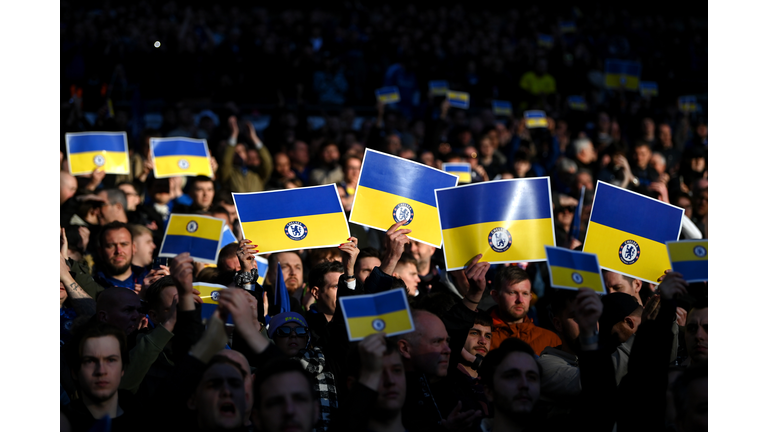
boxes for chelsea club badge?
[284,221,309,241]
[488,227,512,253]
[618,240,640,265]
[186,220,199,233]
[178,159,190,170]
[392,203,414,225]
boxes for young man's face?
[132,233,155,268]
[394,262,420,296]
[255,371,319,432]
[311,271,342,316]
[77,336,124,403]
[375,351,407,414]
[685,308,708,365]
[464,324,492,357]
[190,362,247,430]
[486,351,540,416]
[355,256,381,284]
[191,181,215,209]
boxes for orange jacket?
[489,307,562,356]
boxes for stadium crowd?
[60,2,707,432]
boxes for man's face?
[101,289,142,335]
[375,352,407,414]
[344,157,362,184]
[464,324,492,357]
[61,174,78,205]
[217,350,253,415]
[191,363,247,430]
[677,376,708,432]
[575,172,594,191]
[603,272,641,301]
[77,336,124,403]
[634,145,652,168]
[191,181,215,209]
[290,142,310,166]
[685,308,708,364]
[486,351,540,416]
[312,272,342,316]
[221,203,238,224]
[132,233,155,268]
[394,263,420,296]
[276,253,303,294]
[405,314,451,377]
[272,322,309,358]
[659,125,672,146]
[149,286,178,325]
[97,191,123,225]
[693,190,707,217]
[408,242,435,270]
[275,153,292,178]
[355,256,381,284]
[256,371,318,432]
[100,228,135,276]
[321,144,340,165]
[492,279,532,322]
[118,184,141,211]
[651,153,667,175]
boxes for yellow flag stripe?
[166,215,223,241]
[154,155,212,178]
[69,151,129,175]
[346,309,413,340]
[667,241,708,262]
[240,212,349,254]
[549,265,605,293]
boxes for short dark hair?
[253,359,317,407]
[308,260,345,290]
[268,250,302,270]
[98,221,133,250]
[395,252,418,270]
[217,243,240,270]
[188,175,214,191]
[493,266,529,292]
[479,338,540,390]
[473,309,493,328]
[345,337,400,380]
[143,276,176,312]
[355,248,380,268]
[67,322,129,373]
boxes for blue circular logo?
[693,245,707,258]
[618,240,641,265]
[488,228,512,253]
[93,154,106,167]
[571,272,583,284]
[211,291,220,302]
[285,221,309,241]
[392,203,414,225]
[372,319,386,331]
[178,159,190,170]
[186,221,199,233]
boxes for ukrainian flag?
[583,181,684,283]
[604,60,642,91]
[150,137,213,178]
[667,240,708,283]
[255,256,268,285]
[567,96,587,111]
[376,86,401,104]
[234,184,350,255]
[443,162,472,184]
[429,80,448,96]
[349,149,458,248]
[560,21,576,33]
[65,132,130,176]
[545,246,605,294]
[524,110,548,128]
[679,96,697,113]
[339,288,414,341]
[220,223,237,247]
[435,178,556,271]
[447,90,470,109]
[640,82,658,97]
[538,34,554,49]
[492,100,513,116]
[194,282,233,324]
[158,214,224,264]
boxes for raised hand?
[380,220,412,276]
[339,236,359,278]
[462,254,489,310]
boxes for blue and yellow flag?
[605,59,642,91]
[220,223,237,248]
[560,21,576,33]
[443,162,472,184]
[435,178,556,270]
[350,149,458,248]
[583,181,683,283]
[255,256,268,286]
[567,96,587,111]
[678,96,698,113]
[429,80,448,96]
[194,282,233,324]
[524,110,548,128]
[569,186,586,241]
[158,214,224,264]
[492,100,513,116]
[545,246,606,293]
[376,86,401,104]
[640,81,658,97]
[65,132,130,176]
[234,184,350,255]
[666,240,708,283]
[339,288,414,341]
[447,90,470,109]
[150,137,213,178]
[538,34,554,49]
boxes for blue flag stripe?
[274,262,290,315]
[437,179,552,229]
[344,291,407,318]
[444,164,471,173]
[605,60,623,74]
[590,183,682,243]
[525,112,546,119]
[359,151,457,206]
[68,135,126,153]
[153,140,209,157]
[547,247,600,273]
[234,185,342,222]
[672,260,708,278]
[162,235,219,260]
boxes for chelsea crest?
[618,240,640,265]
[285,221,308,241]
[488,227,512,253]
[392,203,414,225]
[186,220,199,233]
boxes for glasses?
[274,326,309,338]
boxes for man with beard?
[93,222,150,290]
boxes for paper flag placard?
[538,34,554,48]
[567,96,587,111]
[435,178,556,270]
[604,59,642,91]
[524,110,548,128]
[194,282,233,324]
[66,132,130,176]
[640,82,658,97]
[560,21,576,33]
[255,256,268,285]
[429,80,449,96]
[666,240,708,283]
[158,214,225,264]
[492,100,513,116]
[545,246,606,293]
[447,90,470,109]
[582,181,684,283]
[678,96,698,113]
[443,162,472,184]
[376,86,401,104]
[350,149,458,248]
[150,137,213,178]
[339,288,414,341]
[233,184,350,255]
[220,223,238,248]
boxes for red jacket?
[489,307,562,356]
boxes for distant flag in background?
[524,110,548,128]
[604,59,642,91]
[567,96,587,111]
[150,137,213,178]
[429,80,449,96]
[447,90,470,109]
[442,162,472,184]
[375,86,401,104]
[492,100,513,116]
[66,132,130,176]
[640,81,659,97]
[569,185,586,241]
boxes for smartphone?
[152,257,169,270]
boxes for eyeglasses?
[274,326,309,338]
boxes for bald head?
[60,171,78,205]
[96,288,142,335]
